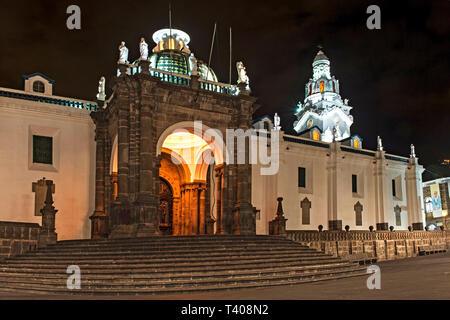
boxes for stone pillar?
[233,132,256,235]
[327,141,342,231]
[269,197,287,235]
[374,149,389,230]
[90,110,108,239]
[405,154,425,230]
[38,180,58,247]
[135,101,158,236]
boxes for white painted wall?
[0,92,96,240]
[252,132,419,234]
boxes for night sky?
[1,0,449,167]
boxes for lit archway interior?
[159,131,218,236]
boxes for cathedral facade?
[0,27,426,241]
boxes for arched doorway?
[159,177,173,235]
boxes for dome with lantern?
[146,28,218,82]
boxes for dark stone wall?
[0,221,41,260]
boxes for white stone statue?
[410,144,416,158]
[118,41,129,64]
[189,53,198,76]
[344,98,349,105]
[96,76,106,101]
[139,37,148,60]
[274,113,281,131]
[377,136,383,151]
[236,61,249,85]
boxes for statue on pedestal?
[410,144,416,158]
[96,76,106,101]
[118,41,129,64]
[377,136,383,151]
[274,113,281,131]
[139,37,148,60]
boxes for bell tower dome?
[293,50,353,142]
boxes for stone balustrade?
[286,229,449,261]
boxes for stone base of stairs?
[0,235,367,296]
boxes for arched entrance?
[157,123,222,235]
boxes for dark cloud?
[0,0,448,166]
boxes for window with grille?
[33,135,52,164]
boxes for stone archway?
[90,70,258,239]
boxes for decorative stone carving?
[354,201,363,226]
[32,177,54,216]
[301,197,311,225]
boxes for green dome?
[149,50,218,82]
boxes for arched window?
[320,81,324,93]
[33,81,45,93]
[263,121,270,131]
[354,138,360,149]
[332,81,336,93]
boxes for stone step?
[29,243,315,255]
[0,253,340,269]
[51,236,292,248]
[0,264,364,288]
[0,268,367,296]
[19,248,321,260]
[0,261,356,281]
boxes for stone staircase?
[0,235,367,296]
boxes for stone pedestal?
[412,222,424,231]
[269,197,287,236]
[190,75,200,90]
[138,59,150,75]
[328,220,342,231]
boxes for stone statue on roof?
[274,113,281,131]
[139,37,149,60]
[118,41,129,64]
[236,61,249,85]
[377,136,383,151]
[96,76,106,101]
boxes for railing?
[127,64,238,96]
[0,88,97,111]
[199,78,239,95]
[286,230,448,242]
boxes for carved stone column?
[90,110,108,239]
[215,165,224,234]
